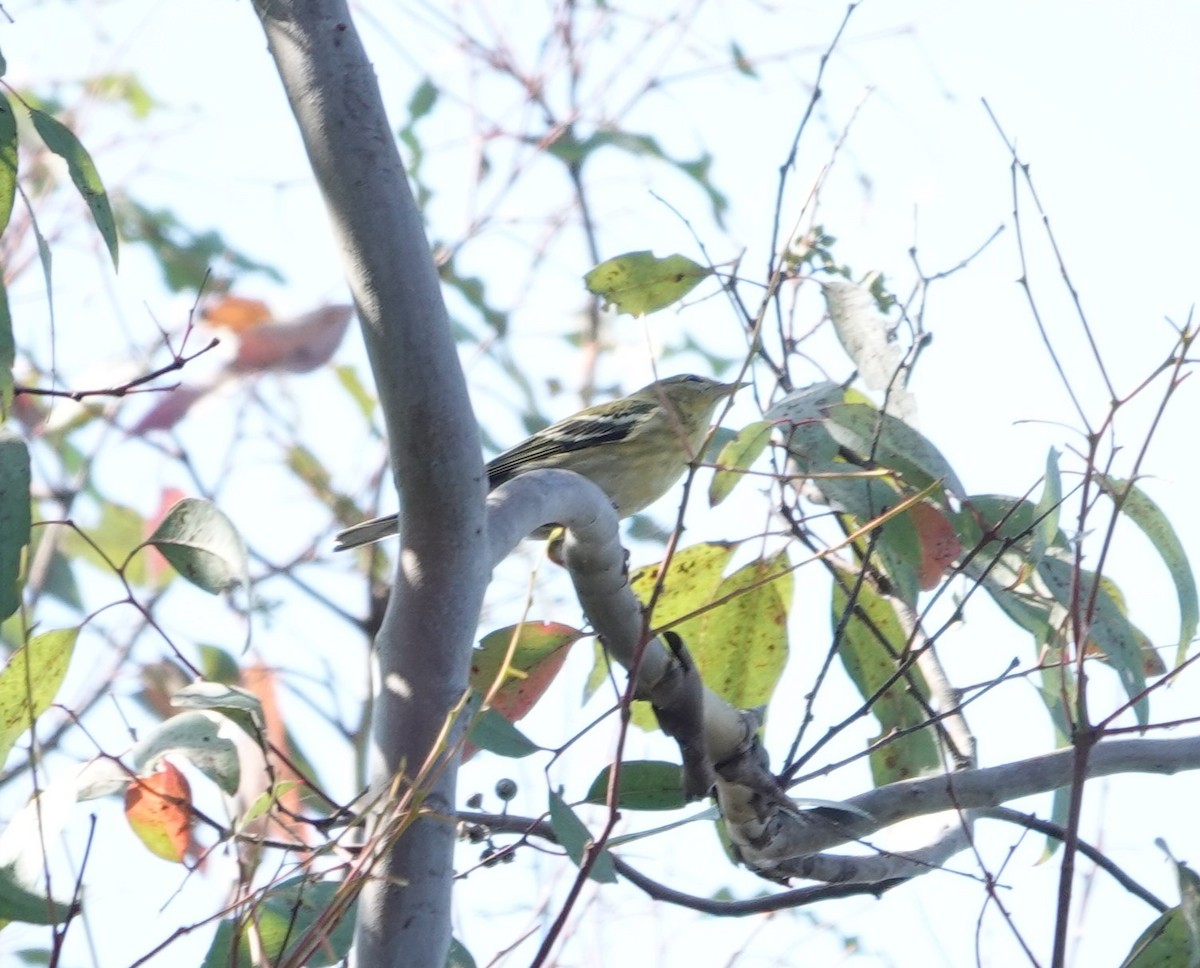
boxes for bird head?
[645,373,747,432]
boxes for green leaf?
[200,922,238,968]
[1121,857,1200,968]
[684,552,791,709]
[1037,556,1149,724]
[408,77,439,120]
[1039,785,1071,861]
[1100,477,1198,665]
[811,470,921,607]
[548,789,617,883]
[1035,659,1073,860]
[631,542,735,625]
[446,937,478,968]
[831,572,939,785]
[976,568,1054,641]
[438,259,508,336]
[729,40,757,77]
[115,197,283,292]
[333,363,377,423]
[626,543,790,729]
[1121,908,1195,967]
[676,153,730,226]
[0,92,18,238]
[824,399,966,499]
[709,420,772,507]
[0,429,30,619]
[1179,858,1200,963]
[955,495,1037,576]
[958,493,1070,573]
[34,538,81,610]
[1037,638,1076,740]
[148,497,247,595]
[765,381,843,470]
[28,108,118,269]
[700,425,738,463]
[83,73,156,119]
[0,628,77,769]
[584,251,710,317]
[0,279,11,415]
[0,778,79,921]
[61,499,151,586]
[197,643,241,685]
[133,711,240,795]
[201,878,355,968]
[546,131,728,226]
[171,680,264,744]
[31,207,53,342]
[0,864,72,925]
[1031,448,1062,568]
[172,680,262,717]
[583,638,612,705]
[238,781,299,829]
[467,707,540,758]
[585,760,686,811]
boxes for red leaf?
[228,304,354,374]
[128,383,214,435]
[911,502,961,590]
[464,622,582,759]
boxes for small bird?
[334,373,744,550]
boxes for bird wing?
[486,397,658,486]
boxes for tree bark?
[251,4,489,965]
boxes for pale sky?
[2,1,1198,965]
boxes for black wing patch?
[486,399,656,486]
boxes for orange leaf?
[911,502,961,590]
[128,384,214,435]
[125,761,193,863]
[241,662,311,844]
[202,295,272,333]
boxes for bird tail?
[333,514,399,551]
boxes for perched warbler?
[334,373,744,550]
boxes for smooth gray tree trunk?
[252,4,489,965]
